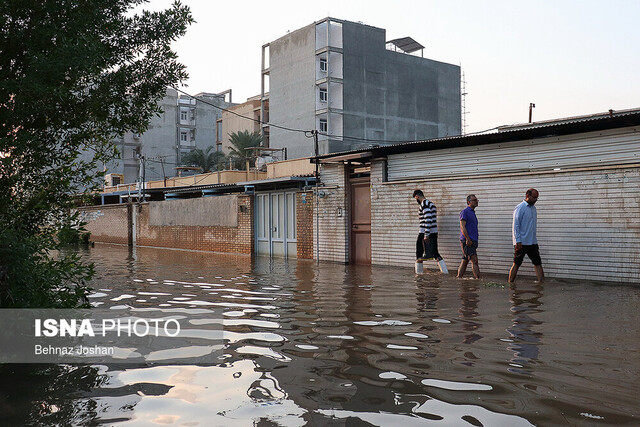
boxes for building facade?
[103,89,233,184]
[261,17,461,159]
[314,109,640,284]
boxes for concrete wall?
[340,20,460,150]
[139,89,180,183]
[221,100,261,155]
[269,23,317,159]
[148,196,238,227]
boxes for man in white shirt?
[508,188,544,283]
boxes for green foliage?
[0,0,193,307]
[483,282,506,288]
[0,230,94,308]
[228,130,263,169]
[181,146,226,172]
[57,213,91,246]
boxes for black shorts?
[513,244,542,266]
[416,233,441,260]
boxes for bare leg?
[470,255,480,279]
[508,263,519,283]
[534,265,545,283]
[457,259,468,278]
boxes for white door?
[255,191,297,258]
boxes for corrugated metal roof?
[317,108,640,162]
[387,37,424,54]
[164,176,315,194]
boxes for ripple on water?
[295,345,319,350]
[353,320,412,326]
[405,332,429,339]
[387,344,419,350]
[421,379,492,391]
[236,346,291,362]
[379,372,407,380]
[111,294,136,301]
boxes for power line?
[172,87,497,149]
[173,88,311,134]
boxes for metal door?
[350,178,371,264]
[255,191,297,258]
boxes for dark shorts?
[513,244,542,266]
[416,233,441,260]
[460,240,478,260]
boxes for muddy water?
[1,244,639,425]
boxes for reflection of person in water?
[458,282,482,345]
[506,282,544,374]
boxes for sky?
[143,0,640,134]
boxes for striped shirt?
[419,199,438,235]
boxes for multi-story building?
[260,17,461,159]
[103,88,233,184]
[217,95,262,155]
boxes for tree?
[228,130,263,169]
[181,146,225,172]
[0,1,193,307]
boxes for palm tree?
[228,130,263,169]
[181,146,225,172]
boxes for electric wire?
[172,88,497,150]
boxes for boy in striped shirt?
[413,190,448,273]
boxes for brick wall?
[78,204,130,245]
[296,191,314,259]
[136,195,254,254]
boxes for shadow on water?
[1,244,639,425]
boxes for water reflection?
[2,244,639,425]
[506,283,544,374]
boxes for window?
[319,57,327,72]
[319,88,327,103]
[319,118,327,133]
[216,119,222,142]
[180,131,188,143]
[180,110,188,121]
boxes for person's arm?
[460,219,472,246]
[513,207,522,250]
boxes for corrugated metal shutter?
[372,166,640,283]
[388,127,640,181]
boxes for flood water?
[1,243,639,426]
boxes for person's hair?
[466,194,476,204]
[412,189,424,198]
[525,188,538,198]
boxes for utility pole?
[137,154,145,204]
[314,130,320,264]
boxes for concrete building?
[103,89,233,184]
[261,17,461,159]
[218,96,261,155]
[314,108,640,284]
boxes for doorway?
[255,191,297,258]
[350,177,371,264]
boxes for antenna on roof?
[461,69,468,135]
